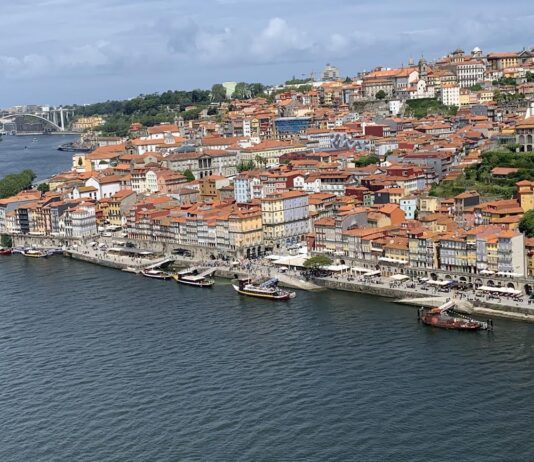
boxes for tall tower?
[418,56,428,82]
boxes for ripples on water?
[0,257,533,461]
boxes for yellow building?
[228,208,263,256]
[517,180,534,211]
[72,116,104,131]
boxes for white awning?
[273,256,308,268]
[390,274,409,281]
[266,255,281,260]
[478,285,521,295]
[427,279,453,286]
[479,270,494,275]
[364,270,381,277]
[351,266,372,273]
[322,264,350,272]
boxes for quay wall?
[316,278,534,321]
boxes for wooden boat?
[0,248,12,255]
[232,277,296,301]
[173,273,214,287]
[173,267,215,287]
[418,301,491,331]
[142,269,172,280]
[22,249,48,258]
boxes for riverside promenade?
[10,234,534,322]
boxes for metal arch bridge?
[1,113,64,132]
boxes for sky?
[1,0,533,107]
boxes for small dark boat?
[0,248,12,255]
[232,277,296,301]
[418,302,491,331]
[57,142,92,153]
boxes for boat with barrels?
[418,301,492,331]
[173,267,215,288]
[22,249,48,258]
[232,277,296,301]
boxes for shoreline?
[64,249,534,323]
[9,235,534,324]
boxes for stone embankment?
[318,278,534,323]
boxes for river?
[1,133,534,461]
[0,255,533,461]
[0,134,79,181]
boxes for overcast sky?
[1,0,533,107]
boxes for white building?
[60,204,97,238]
[441,84,460,107]
[400,197,418,220]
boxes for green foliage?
[237,160,255,172]
[285,77,312,85]
[304,255,333,268]
[210,84,227,102]
[527,72,534,83]
[519,210,534,237]
[183,169,195,182]
[404,98,458,119]
[375,90,386,100]
[232,82,266,100]
[469,83,483,91]
[37,183,50,193]
[493,90,524,105]
[0,170,36,199]
[73,89,215,136]
[1,234,12,248]
[430,149,534,199]
[494,76,516,86]
[344,76,353,83]
[254,155,268,167]
[355,155,380,167]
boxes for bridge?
[0,106,75,133]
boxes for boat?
[142,269,172,280]
[22,249,48,258]
[232,277,296,301]
[122,266,140,274]
[57,142,93,153]
[0,248,12,255]
[173,267,215,287]
[173,273,215,287]
[418,301,492,331]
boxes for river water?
[0,256,533,461]
[1,134,534,461]
[0,134,78,181]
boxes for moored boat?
[418,301,491,331]
[173,273,215,287]
[0,247,12,255]
[142,269,172,280]
[232,277,296,301]
[22,249,48,258]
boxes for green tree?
[519,210,534,237]
[304,255,333,269]
[375,90,386,100]
[183,169,195,182]
[37,183,50,193]
[470,83,483,91]
[344,76,353,83]
[211,84,227,102]
[355,155,380,167]
[0,169,36,199]
[237,160,255,172]
[254,155,268,168]
[232,82,251,100]
[1,234,12,248]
